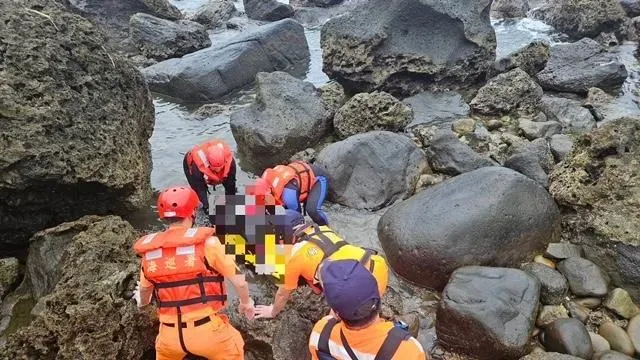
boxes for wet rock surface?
[491,0,529,18]
[187,0,236,29]
[403,91,470,129]
[378,166,560,291]
[538,0,627,39]
[522,262,569,305]
[333,91,413,138]
[315,131,427,211]
[142,19,310,102]
[541,318,594,359]
[437,266,540,360]
[320,0,496,95]
[424,130,496,176]
[471,68,543,116]
[244,0,294,22]
[230,71,332,173]
[0,0,154,250]
[541,96,596,133]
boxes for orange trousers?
[155,314,244,360]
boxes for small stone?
[576,298,603,309]
[522,263,569,305]
[537,305,570,328]
[534,255,556,269]
[541,318,594,359]
[557,257,609,298]
[598,322,635,356]
[589,332,612,353]
[0,258,20,298]
[626,315,640,354]
[593,350,635,360]
[416,174,444,189]
[549,134,574,163]
[533,112,548,122]
[565,301,591,323]
[452,118,476,135]
[518,118,562,140]
[603,288,640,320]
[485,119,503,130]
[545,243,583,260]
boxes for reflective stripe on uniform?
[197,149,210,168]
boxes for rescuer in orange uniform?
[250,161,330,226]
[309,260,427,360]
[133,186,254,360]
[183,139,237,216]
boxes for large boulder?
[320,0,497,96]
[492,40,551,77]
[333,91,413,138]
[436,266,540,359]
[424,130,496,176]
[315,131,428,210]
[188,0,237,29]
[0,0,154,250]
[378,166,561,291]
[491,0,530,18]
[0,216,157,359]
[541,96,597,133]
[539,0,626,39]
[142,19,310,102]
[244,0,295,21]
[230,71,332,173]
[536,38,628,94]
[129,13,211,61]
[403,91,470,129]
[470,68,543,116]
[549,118,640,301]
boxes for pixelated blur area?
[210,194,290,283]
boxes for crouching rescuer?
[133,186,254,360]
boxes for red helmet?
[205,143,227,172]
[157,186,200,219]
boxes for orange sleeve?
[393,338,428,360]
[139,268,152,288]
[284,253,304,290]
[204,237,239,278]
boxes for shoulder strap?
[302,225,347,260]
[374,327,412,360]
[339,329,360,360]
[317,317,339,356]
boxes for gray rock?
[504,151,549,187]
[566,301,591,323]
[538,0,626,39]
[315,131,427,211]
[527,138,556,173]
[541,318,594,359]
[603,288,639,319]
[319,81,347,116]
[292,0,344,7]
[519,118,563,140]
[0,258,20,299]
[599,322,636,355]
[576,298,604,309]
[333,91,413,138]
[590,332,612,353]
[142,19,310,102]
[424,130,496,176]
[244,0,294,21]
[437,266,540,360]
[491,0,529,18]
[128,13,210,61]
[557,257,610,297]
[493,40,551,77]
[519,352,583,360]
[541,96,597,133]
[188,0,236,28]
[596,32,620,47]
[621,0,640,16]
[378,166,561,290]
[522,262,569,305]
[538,305,570,328]
[471,68,544,116]
[627,315,640,354]
[320,0,496,95]
[593,350,635,360]
[230,71,331,173]
[403,91,470,130]
[289,148,317,163]
[583,87,640,123]
[550,134,574,162]
[537,39,628,94]
[546,243,584,260]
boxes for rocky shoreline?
[1,0,640,359]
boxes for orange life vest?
[187,140,233,185]
[133,226,227,317]
[263,161,317,205]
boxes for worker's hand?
[254,304,276,319]
[239,298,255,320]
[132,281,143,307]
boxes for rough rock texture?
[403,91,470,129]
[319,81,347,116]
[521,262,569,305]
[518,119,562,140]
[424,130,496,176]
[230,71,332,173]
[0,216,157,359]
[333,91,413,138]
[129,13,211,61]
[493,40,550,77]
[540,0,627,39]
[557,257,610,297]
[537,39,628,94]
[519,353,583,360]
[292,0,344,7]
[584,87,638,123]
[550,134,575,161]
[504,151,549,187]
[491,0,530,18]
[0,0,154,249]
[603,288,639,319]
[549,119,640,301]
[244,0,294,21]
[0,258,20,299]
[471,68,543,116]
[188,0,236,29]
[378,166,561,291]
[315,131,428,210]
[541,96,596,133]
[142,19,310,102]
[437,266,540,360]
[320,0,497,96]
[541,318,594,359]
[621,0,640,16]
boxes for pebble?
[576,297,603,309]
[544,243,583,260]
[522,262,569,305]
[593,350,635,360]
[557,257,609,298]
[534,255,556,269]
[598,322,636,356]
[565,301,591,323]
[541,318,594,359]
[589,332,611,353]
[485,119,503,130]
[627,315,640,354]
[603,288,640,320]
[537,305,570,328]
[452,118,476,135]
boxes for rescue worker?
[309,260,427,360]
[249,160,330,226]
[183,139,237,216]
[253,210,389,320]
[133,186,254,360]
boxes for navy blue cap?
[282,209,306,242]
[320,259,380,322]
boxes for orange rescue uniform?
[186,140,234,185]
[262,161,317,205]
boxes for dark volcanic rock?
[539,0,626,39]
[424,130,496,176]
[521,262,569,305]
[471,68,543,116]
[493,40,550,77]
[557,257,610,297]
[378,166,561,291]
[0,0,154,250]
[333,91,413,138]
[541,96,597,133]
[244,0,294,21]
[541,318,594,359]
[188,0,237,29]
[320,0,496,95]
[504,151,549,187]
[403,91,470,129]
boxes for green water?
[1,296,35,338]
